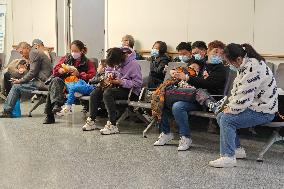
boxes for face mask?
[71,52,81,59]
[194,54,202,60]
[209,55,222,64]
[229,65,238,72]
[179,55,190,63]
[151,49,159,57]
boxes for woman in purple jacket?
[82,47,142,134]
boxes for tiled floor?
[0,101,283,189]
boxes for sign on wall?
[0,4,6,53]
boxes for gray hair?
[17,42,31,50]
[122,34,135,48]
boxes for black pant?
[44,77,66,115]
[3,72,12,95]
[89,87,138,125]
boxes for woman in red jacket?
[43,40,95,124]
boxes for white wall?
[106,0,284,56]
[4,0,56,64]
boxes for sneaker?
[209,156,237,168]
[154,132,174,146]
[178,136,192,151]
[235,147,246,159]
[100,121,119,135]
[208,96,228,114]
[56,106,72,116]
[82,117,96,131]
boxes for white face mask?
[71,52,81,59]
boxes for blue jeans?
[66,80,94,105]
[4,82,37,112]
[160,101,202,137]
[217,108,275,157]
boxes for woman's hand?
[110,79,122,85]
[174,72,186,81]
[70,69,80,77]
[11,78,21,84]
[223,107,232,114]
[58,68,66,74]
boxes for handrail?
[138,50,284,59]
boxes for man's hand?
[203,70,209,79]
[110,79,123,85]
[11,78,21,84]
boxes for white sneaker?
[154,133,174,146]
[178,136,192,151]
[209,156,237,168]
[235,147,246,159]
[82,117,96,131]
[56,106,72,116]
[100,121,119,135]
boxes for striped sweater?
[227,58,278,114]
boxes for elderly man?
[1,42,52,118]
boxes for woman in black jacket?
[148,41,171,88]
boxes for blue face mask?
[209,55,222,64]
[194,54,202,60]
[151,49,159,57]
[179,55,190,63]
[229,65,238,72]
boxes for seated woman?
[148,41,171,88]
[121,34,144,60]
[153,40,227,151]
[43,40,95,124]
[209,43,278,168]
[173,42,193,63]
[82,47,142,134]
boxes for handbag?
[164,85,196,108]
[273,95,284,122]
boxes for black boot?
[43,114,55,124]
[52,104,62,114]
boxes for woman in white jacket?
[209,43,278,168]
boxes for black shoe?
[0,111,12,118]
[43,114,55,124]
[52,104,62,114]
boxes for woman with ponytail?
[209,43,278,168]
[43,40,96,124]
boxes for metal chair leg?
[143,119,156,138]
[28,95,46,117]
[116,108,130,126]
[257,129,284,162]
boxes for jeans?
[160,101,202,137]
[89,87,138,125]
[217,108,275,157]
[4,82,37,112]
[66,80,94,105]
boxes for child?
[57,63,95,115]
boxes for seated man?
[1,42,52,118]
[173,42,193,63]
[31,39,52,60]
